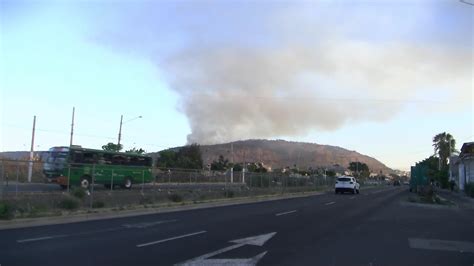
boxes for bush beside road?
[0,184,330,221]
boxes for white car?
[335,176,360,194]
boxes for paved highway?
[1,186,473,265]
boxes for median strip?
[275,210,297,216]
[136,230,207,248]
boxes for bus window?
[129,156,152,166]
[83,152,97,164]
[71,151,84,163]
[111,155,129,165]
[102,153,113,164]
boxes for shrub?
[58,198,80,210]
[407,197,417,203]
[92,201,105,208]
[139,196,153,205]
[224,190,235,198]
[168,193,183,202]
[71,187,86,199]
[465,183,474,198]
[0,201,14,220]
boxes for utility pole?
[230,143,234,183]
[69,107,75,147]
[117,114,123,147]
[27,115,36,183]
[449,140,452,181]
[242,150,246,184]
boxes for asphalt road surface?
[1,186,473,266]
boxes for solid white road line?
[275,210,297,216]
[123,219,178,228]
[409,238,474,253]
[136,231,207,248]
[325,201,336,206]
[17,234,68,243]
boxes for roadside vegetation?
[408,132,461,205]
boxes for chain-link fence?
[0,159,335,219]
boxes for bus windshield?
[44,147,70,173]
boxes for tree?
[420,155,449,188]
[156,150,178,168]
[125,147,146,154]
[433,132,456,170]
[211,155,229,171]
[233,163,243,172]
[102,142,123,152]
[247,162,267,173]
[326,170,336,177]
[348,162,369,173]
[155,144,203,169]
[176,143,203,169]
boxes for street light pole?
[117,115,123,147]
[117,115,142,148]
[27,115,36,183]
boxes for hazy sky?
[1,0,472,170]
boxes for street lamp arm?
[118,115,142,147]
[124,115,143,124]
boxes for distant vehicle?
[393,180,401,186]
[335,176,360,194]
[403,181,409,185]
[43,146,153,189]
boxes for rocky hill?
[159,139,392,174]
[1,139,393,174]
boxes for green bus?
[43,146,153,189]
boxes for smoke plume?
[162,40,470,144]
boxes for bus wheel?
[80,176,91,189]
[123,177,132,190]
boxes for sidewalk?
[436,188,474,209]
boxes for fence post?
[67,165,71,193]
[142,170,145,194]
[111,169,114,191]
[16,161,20,199]
[153,168,156,202]
[90,164,95,209]
[224,172,228,197]
[0,160,3,200]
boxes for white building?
[456,142,474,191]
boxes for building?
[454,142,474,190]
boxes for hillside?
[1,140,393,173]
[155,139,392,174]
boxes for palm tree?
[432,132,456,170]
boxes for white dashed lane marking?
[275,210,297,216]
[136,231,207,248]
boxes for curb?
[0,190,326,230]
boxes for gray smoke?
[162,40,470,144]
[146,2,472,145]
